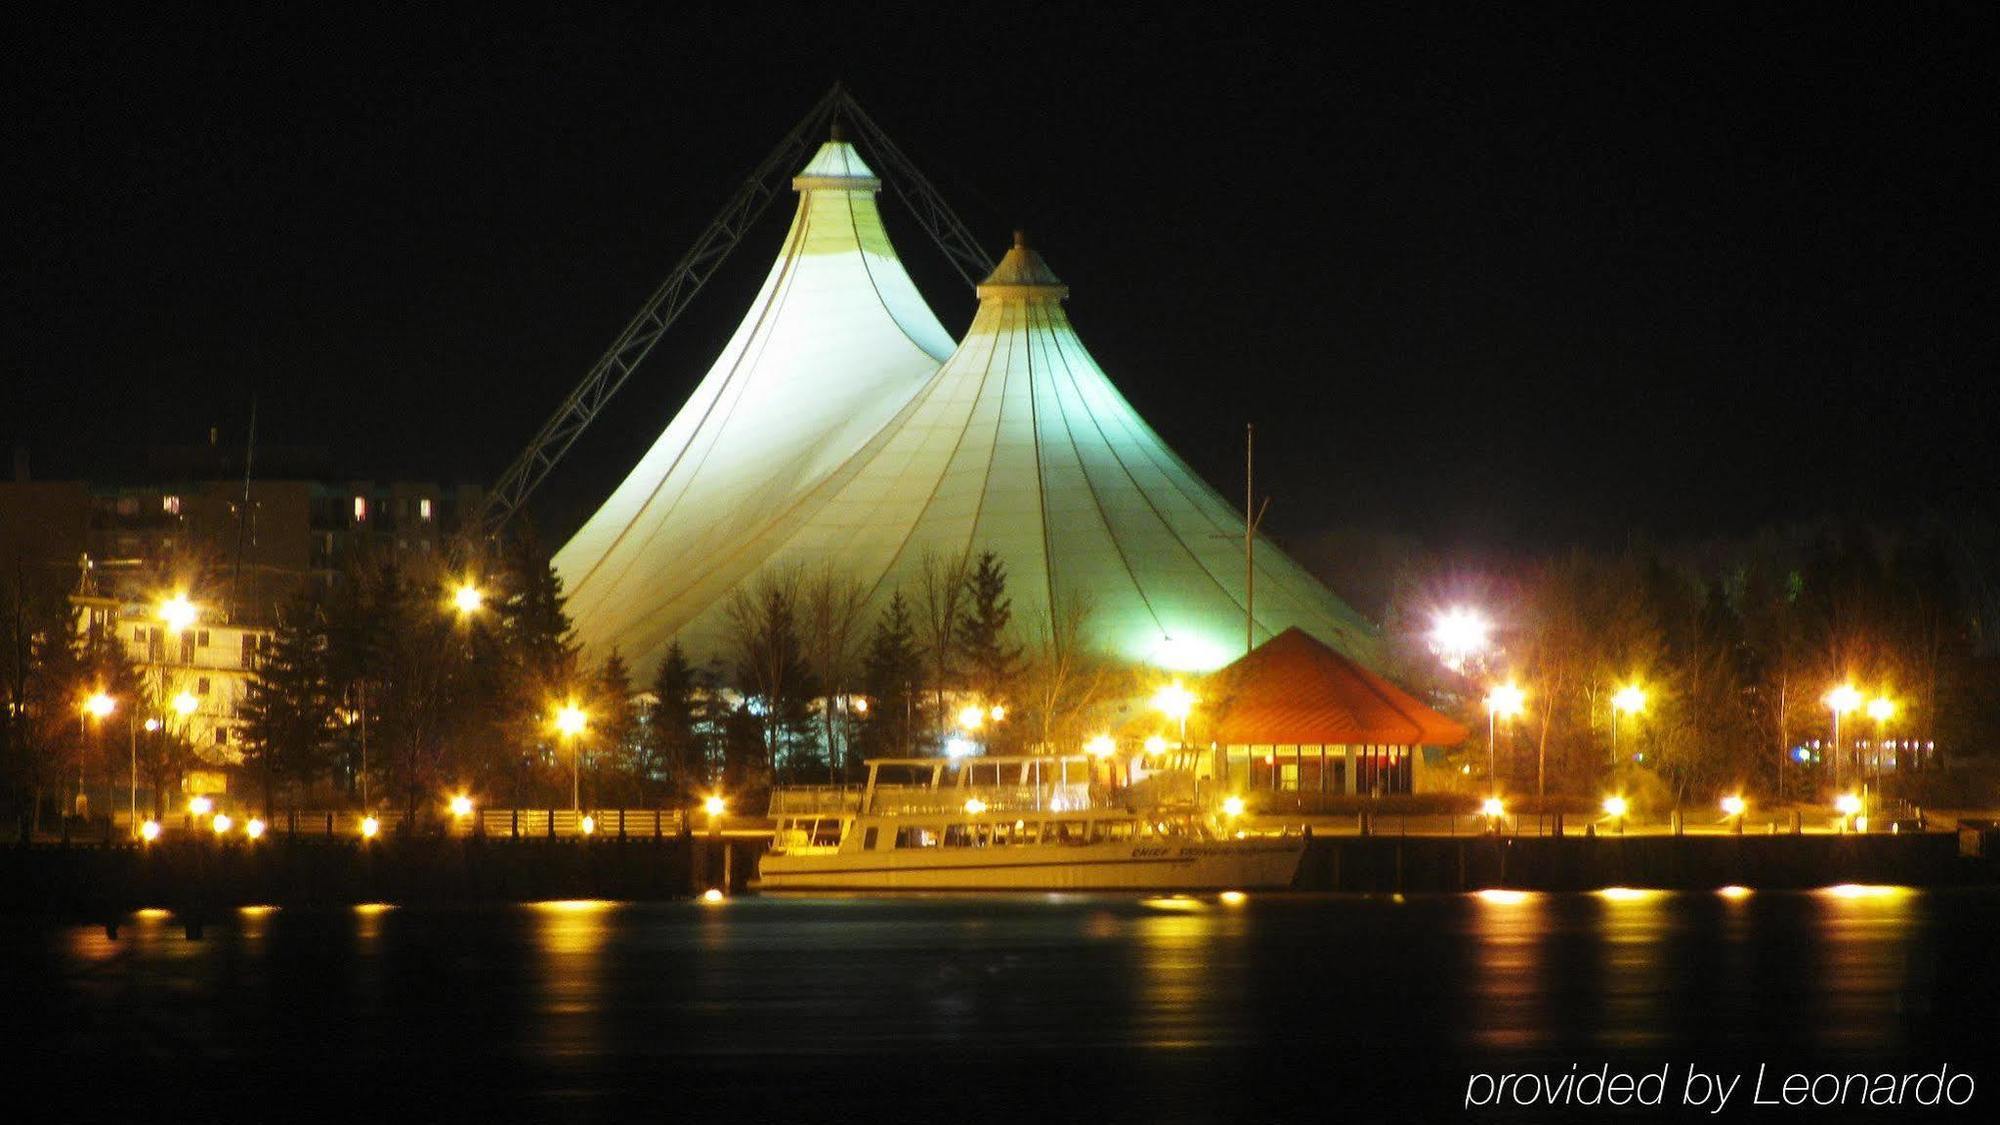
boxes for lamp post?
[82,692,115,822]
[1152,683,1196,748]
[1484,682,1525,795]
[1429,606,1491,675]
[1610,684,1645,768]
[554,702,588,812]
[1825,685,1862,792]
[1866,696,1895,820]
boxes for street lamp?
[81,691,115,823]
[1429,606,1491,673]
[158,593,197,634]
[957,704,986,731]
[1602,795,1629,834]
[449,793,474,819]
[173,692,198,717]
[1866,696,1895,814]
[553,701,588,812]
[1825,685,1863,790]
[1835,791,1863,832]
[1151,683,1196,746]
[1610,684,1645,766]
[1721,794,1747,834]
[1085,734,1116,759]
[452,581,484,617]
[1484,682,1525,791]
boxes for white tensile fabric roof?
[552,139,958,672]
[599,229,1380,674]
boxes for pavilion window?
[1298,746,1323,793]
[1277,746,1299,792]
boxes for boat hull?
[755,839,1305,892]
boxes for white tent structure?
[552,137,958,670]
[562,216,1381,675]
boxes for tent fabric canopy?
[1204,627,1468,746]
[645,234,1381,671]
[552,138,957,675]
[554,133,1382,677]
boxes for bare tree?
[722,565,811,782]
[1019,591,1116,755]
[799,565,869,780]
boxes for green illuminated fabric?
[607,234,1380,672]
[552,140,958,672]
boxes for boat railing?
[864,782,1095,817]
[766,786,865,817]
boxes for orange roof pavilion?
[1203,628,1468,747]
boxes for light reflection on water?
[10,888,1992,1116]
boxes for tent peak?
[792,139,881,194]
[977,232,1068,302]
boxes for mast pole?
[1245,424,1254,656]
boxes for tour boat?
[754,755,1305,892]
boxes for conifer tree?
[861,592,922,758]
[646,641,707,800]
[956,551,1024,710]
[239,599,336,818]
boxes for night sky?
[8,6,1995,560]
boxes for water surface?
[6,889,1997,1120]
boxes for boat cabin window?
[1099,820,1135,842]
[994,820,1038,845]
[943,824,996,848]
[894,827,940,849]
[862,827,879,850]
[1052,821,1086,845]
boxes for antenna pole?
[1246,424,1254,656]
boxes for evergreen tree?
[860,592,922,758]
[956,551,1024,747]
[590,649,637,805]
[646,641,708,800]
[239,599,337,818]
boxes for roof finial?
[1012,229,1026,250]
[829,120,845,143]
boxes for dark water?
[6,888,1999,1121]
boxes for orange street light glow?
[1485,683,1526,719]
[158,594,197,633]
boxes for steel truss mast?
[476,84,993,536]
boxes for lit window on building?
[419,498,433,521]
[215,728,228,746]
[197,677,211,695]
[354,496,367,521]
[197,629,210,647]
[162,495,181,515]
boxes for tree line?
[1376,518,2000,808]
[1,541,1125,830]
